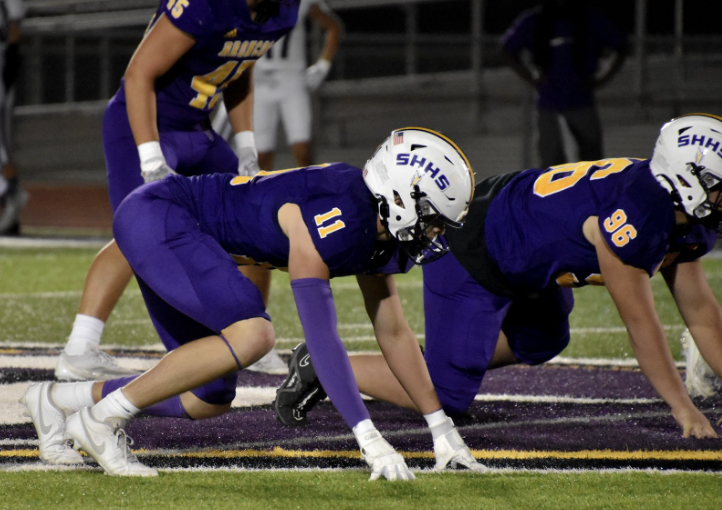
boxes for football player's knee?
[224,317,275,355]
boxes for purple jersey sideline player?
[23,128,488,479]
[296,114,722,439]
[54,0,300,382]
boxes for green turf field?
[3,245,722,357]
[2,246,721,509]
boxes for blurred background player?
[23,128,484,479]
[0,0,26,235]
[53,0,299,381]
[210,0,342,373]
[213,0,342,169]
[287,114,722,439]
[501,0,628,168]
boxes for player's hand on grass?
[431,417,488,472]
[672,406,718,438]
[355,427,414,481]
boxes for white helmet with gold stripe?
[363,127,475,263]
[651,113,722,231]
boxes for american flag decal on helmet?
[393,132,404,145]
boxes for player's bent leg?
[56,240,140,381]
[238,265,287,374]
[120,318,274,411]
[488,332,521,369]
[290,142,312,168]
[180,392,232,420]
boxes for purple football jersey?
[485,158,679,291]
[115,0,299,130]
[165,163,405,277]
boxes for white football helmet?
[650,113,722,231]
[363,127,475,264]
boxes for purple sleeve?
[162,0,214,38]
[291,278,370,429]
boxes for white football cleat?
[65,407,157,477]
[681,328,721,398]
[21,382,84,465]
[246,349,288,375]
[55,349,142,381]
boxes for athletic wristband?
[315,59,332,73]
[233,131,256,150]
[137,141,163,165]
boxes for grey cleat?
[20,382,84,465]
[65,407,157,477]
[246,348,288,375]
[55,349,142,381]
[681,328,721,398]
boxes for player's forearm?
[377,329,441,415]
[627,324,695,412]
[124,73,160,146]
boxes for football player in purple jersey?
[54,0,301,381]
[23,128,488,479]
[293,114,722,439]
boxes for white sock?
[91,388,140,426]
[64,314,105,355]
[50,382,95,416]
[424,409,453,440]
[352,418,375,436]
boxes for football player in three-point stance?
[210,0,343,374]
[54,0,300,382]
[288,114,722,439]
[23,128,487,479]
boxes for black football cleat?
[273,343,327,427]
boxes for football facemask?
[364,128,475,264]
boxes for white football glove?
[233,131,260,177]
[138,141,176,183]
[431,417,488,472]
[305,59,331,91]
[355,426,415,481]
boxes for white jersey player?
[212,0,342,170]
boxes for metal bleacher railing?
[15,0,722,176]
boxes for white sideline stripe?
[0,354,157,371]
[473,394,661,405]
[0,380,666,427]
[3,463,721,475]
[0,237,109,249]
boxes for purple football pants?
[422,252,573,415]
[102,95,238,212]
[113,180,270,405]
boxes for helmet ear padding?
[363,128,475,263]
